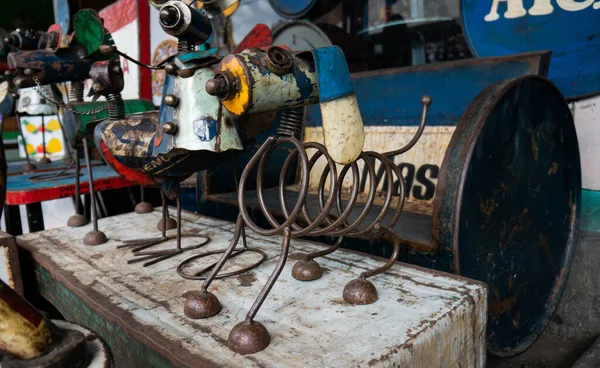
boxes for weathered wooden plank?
[0,231,23,295]
[17,210,487,368]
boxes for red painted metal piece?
[232,24,273,53]
[99,141,155,187]
[6,175,135,205]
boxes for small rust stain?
[548,162,558,175]
[507,275,513,291]
[90,253,104,260]
[288,253,305,261]
[540,234,549,254]
[489,289,517,320]
[330,298,347,306]
[531,137,539,162]
[480,198,495,217]
[500,182,509,191]
[237,273,256,287]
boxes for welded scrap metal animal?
[93,0,272,267]
[5,9,156,245]
[178,46,431,354]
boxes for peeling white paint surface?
[174,68,243,152]
[0,247,13,288]
[17,211,487,367]
[571,94,600,190]
[304,125,455,213]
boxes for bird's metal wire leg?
[81,138,107,245]
[226,227,292,354]
[126,196,210,267]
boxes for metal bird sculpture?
[6,9,157,245]
[93,0,273,266]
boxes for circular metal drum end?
[38,157,52,164]
[83,230,108,246]
[291,259,323,281]
[67,214,88,227]
[435,75,581,356]
[134,201,153,214]
[343,278,378,305]
[184,291,221,319]
[157,217,177,231]
[228,320,271,355]
[21,163,37,172]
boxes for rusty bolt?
[165,62,177,75]
[421,95,432,106]
[265,46,293,76]
[163,122,177,135]
[165,94,178,107]
[205,71,236,100]
[112,65,122,75]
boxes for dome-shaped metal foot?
[83,230,108,246]
[184,291,221,319]
[292,259,323,281]
[67,214,88,227]
[22,163,37,172]
[38,157,52,164]
[228,320,271,355]
[157,217,177,231]
[134,201,153,214]
[343,278,378,305]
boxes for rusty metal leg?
[156,191,176,231]
[81,138,107,246]
[343,226,400,305]
[16,112,36,172]
[124,194,210,267]
[67,147,87,227]
[134,187,153,214]
[227,227,292,355]
[292,236,343,281]
[184,215,245,319]
[38,115,51,165]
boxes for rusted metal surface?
[434,76,581,356]
[0,231,24,296]
[17,210,487,367]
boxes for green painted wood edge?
[34,264,174,368]
[581,189,600,233]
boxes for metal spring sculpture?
[180,45,432,354]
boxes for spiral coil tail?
[107,93,125,120]
[69,81,85,103]
[277,108,304,139]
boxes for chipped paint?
[304,125,455,210]
[17,210,487,367]
[16,88,58,115]
[218,52,319,116]
[0,247,14,289]
[171,68,242,152]
[319,95,364,165]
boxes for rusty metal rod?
[246,227,291,322]
[82,138,98,232]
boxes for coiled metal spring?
[277,107,304,139]
[187,97,431,335]
[106,93,125,120]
